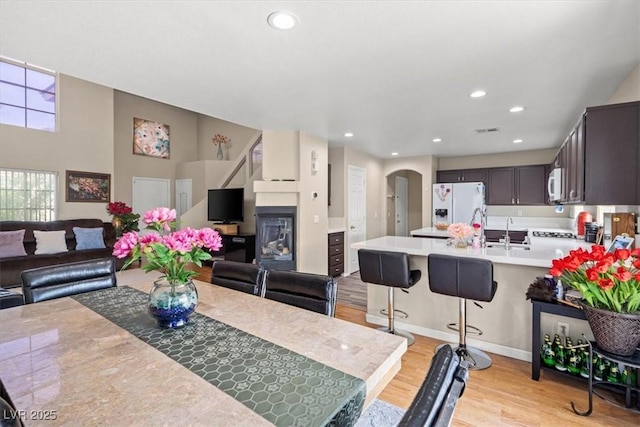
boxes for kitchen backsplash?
[486,216,574,231]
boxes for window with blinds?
[0,168,58,221]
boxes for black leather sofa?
[21,258,117,304]
[0,219,124,289]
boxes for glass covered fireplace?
[255,206,296,271]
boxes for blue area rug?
[355,399,406,427]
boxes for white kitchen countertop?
[353,235,593,268]
[328,227,346,234]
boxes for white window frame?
[0,168,58,221]
[0,56,58,132]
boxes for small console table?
[532,300,640,415]
[571,342,640,416]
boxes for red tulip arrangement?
[107,201,132,215]
[549,245,640,314]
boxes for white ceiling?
[1,1,638,159]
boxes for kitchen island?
[352,236,595,362]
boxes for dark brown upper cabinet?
[583,101,639,205]
[487,165,547,206]
[436,168,487,184]
[553,101,639,205]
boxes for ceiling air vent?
[475,127,500,133]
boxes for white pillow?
[34,230,69,255]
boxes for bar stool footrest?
[446,322,483,336]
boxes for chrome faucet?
[505,217,513,250]
[470,207,487,248]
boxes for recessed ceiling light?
[470,90,487,98]
[432,138,442,143]
[267,11,299,30]
[509,106,525,113]
[391,152,399,156]
[513,139,524,144]
[344,132,354,137]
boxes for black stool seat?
[428,254,496,302]
[358,249,421,345]
[428,254,497,369]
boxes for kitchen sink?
[486,244,531,251]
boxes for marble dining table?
[0,271,406,426]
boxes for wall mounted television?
[207,188,244,223]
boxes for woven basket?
[581,303,640,356]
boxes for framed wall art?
[65,170,111,202]
[133,118,170,159]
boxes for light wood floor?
[195,266,639,425]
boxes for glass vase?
[216,143,224,160]
[454,237,468,249]
[148,279,198,328]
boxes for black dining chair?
[21,258,116,304]
[397,344,470,427]
[263,269,337,316]
[0,378,21,427]
[210,260,264,296]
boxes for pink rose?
[112,232,139,258]
[143,207,177,231]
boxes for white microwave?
[547,168,563,202]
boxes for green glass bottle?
[607,363,621,384]
[567,348,581,376]
[594,354,605,381]
[579,348,590,378]
[541,335,555,367]
[552,335,561,360]
[555,344,567,371]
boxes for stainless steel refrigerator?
[432,182,485,225]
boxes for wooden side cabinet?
[328,232,344,277]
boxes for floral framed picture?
[133,118,170,159]
[66,170,111,203]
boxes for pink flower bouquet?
[447,223,474,239]
[113,207,223,285]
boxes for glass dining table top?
[0,272,406,426]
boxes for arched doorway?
[386,169,423,236]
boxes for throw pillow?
[33,230,69,255]
[73,227,106,250]
[0,229,27,258]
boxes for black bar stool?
[358,249,421,345]
[427,253,497,369]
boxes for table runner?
[72,286,365,426]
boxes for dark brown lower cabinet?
[328,232,344,277]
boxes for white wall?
[254,130,329,274]
[0,74,114,220]
[606,62,640,104]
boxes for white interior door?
[395,176,408,236]
[132,177,171,233]
[175,179,192,222]
[348,165,366,274]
